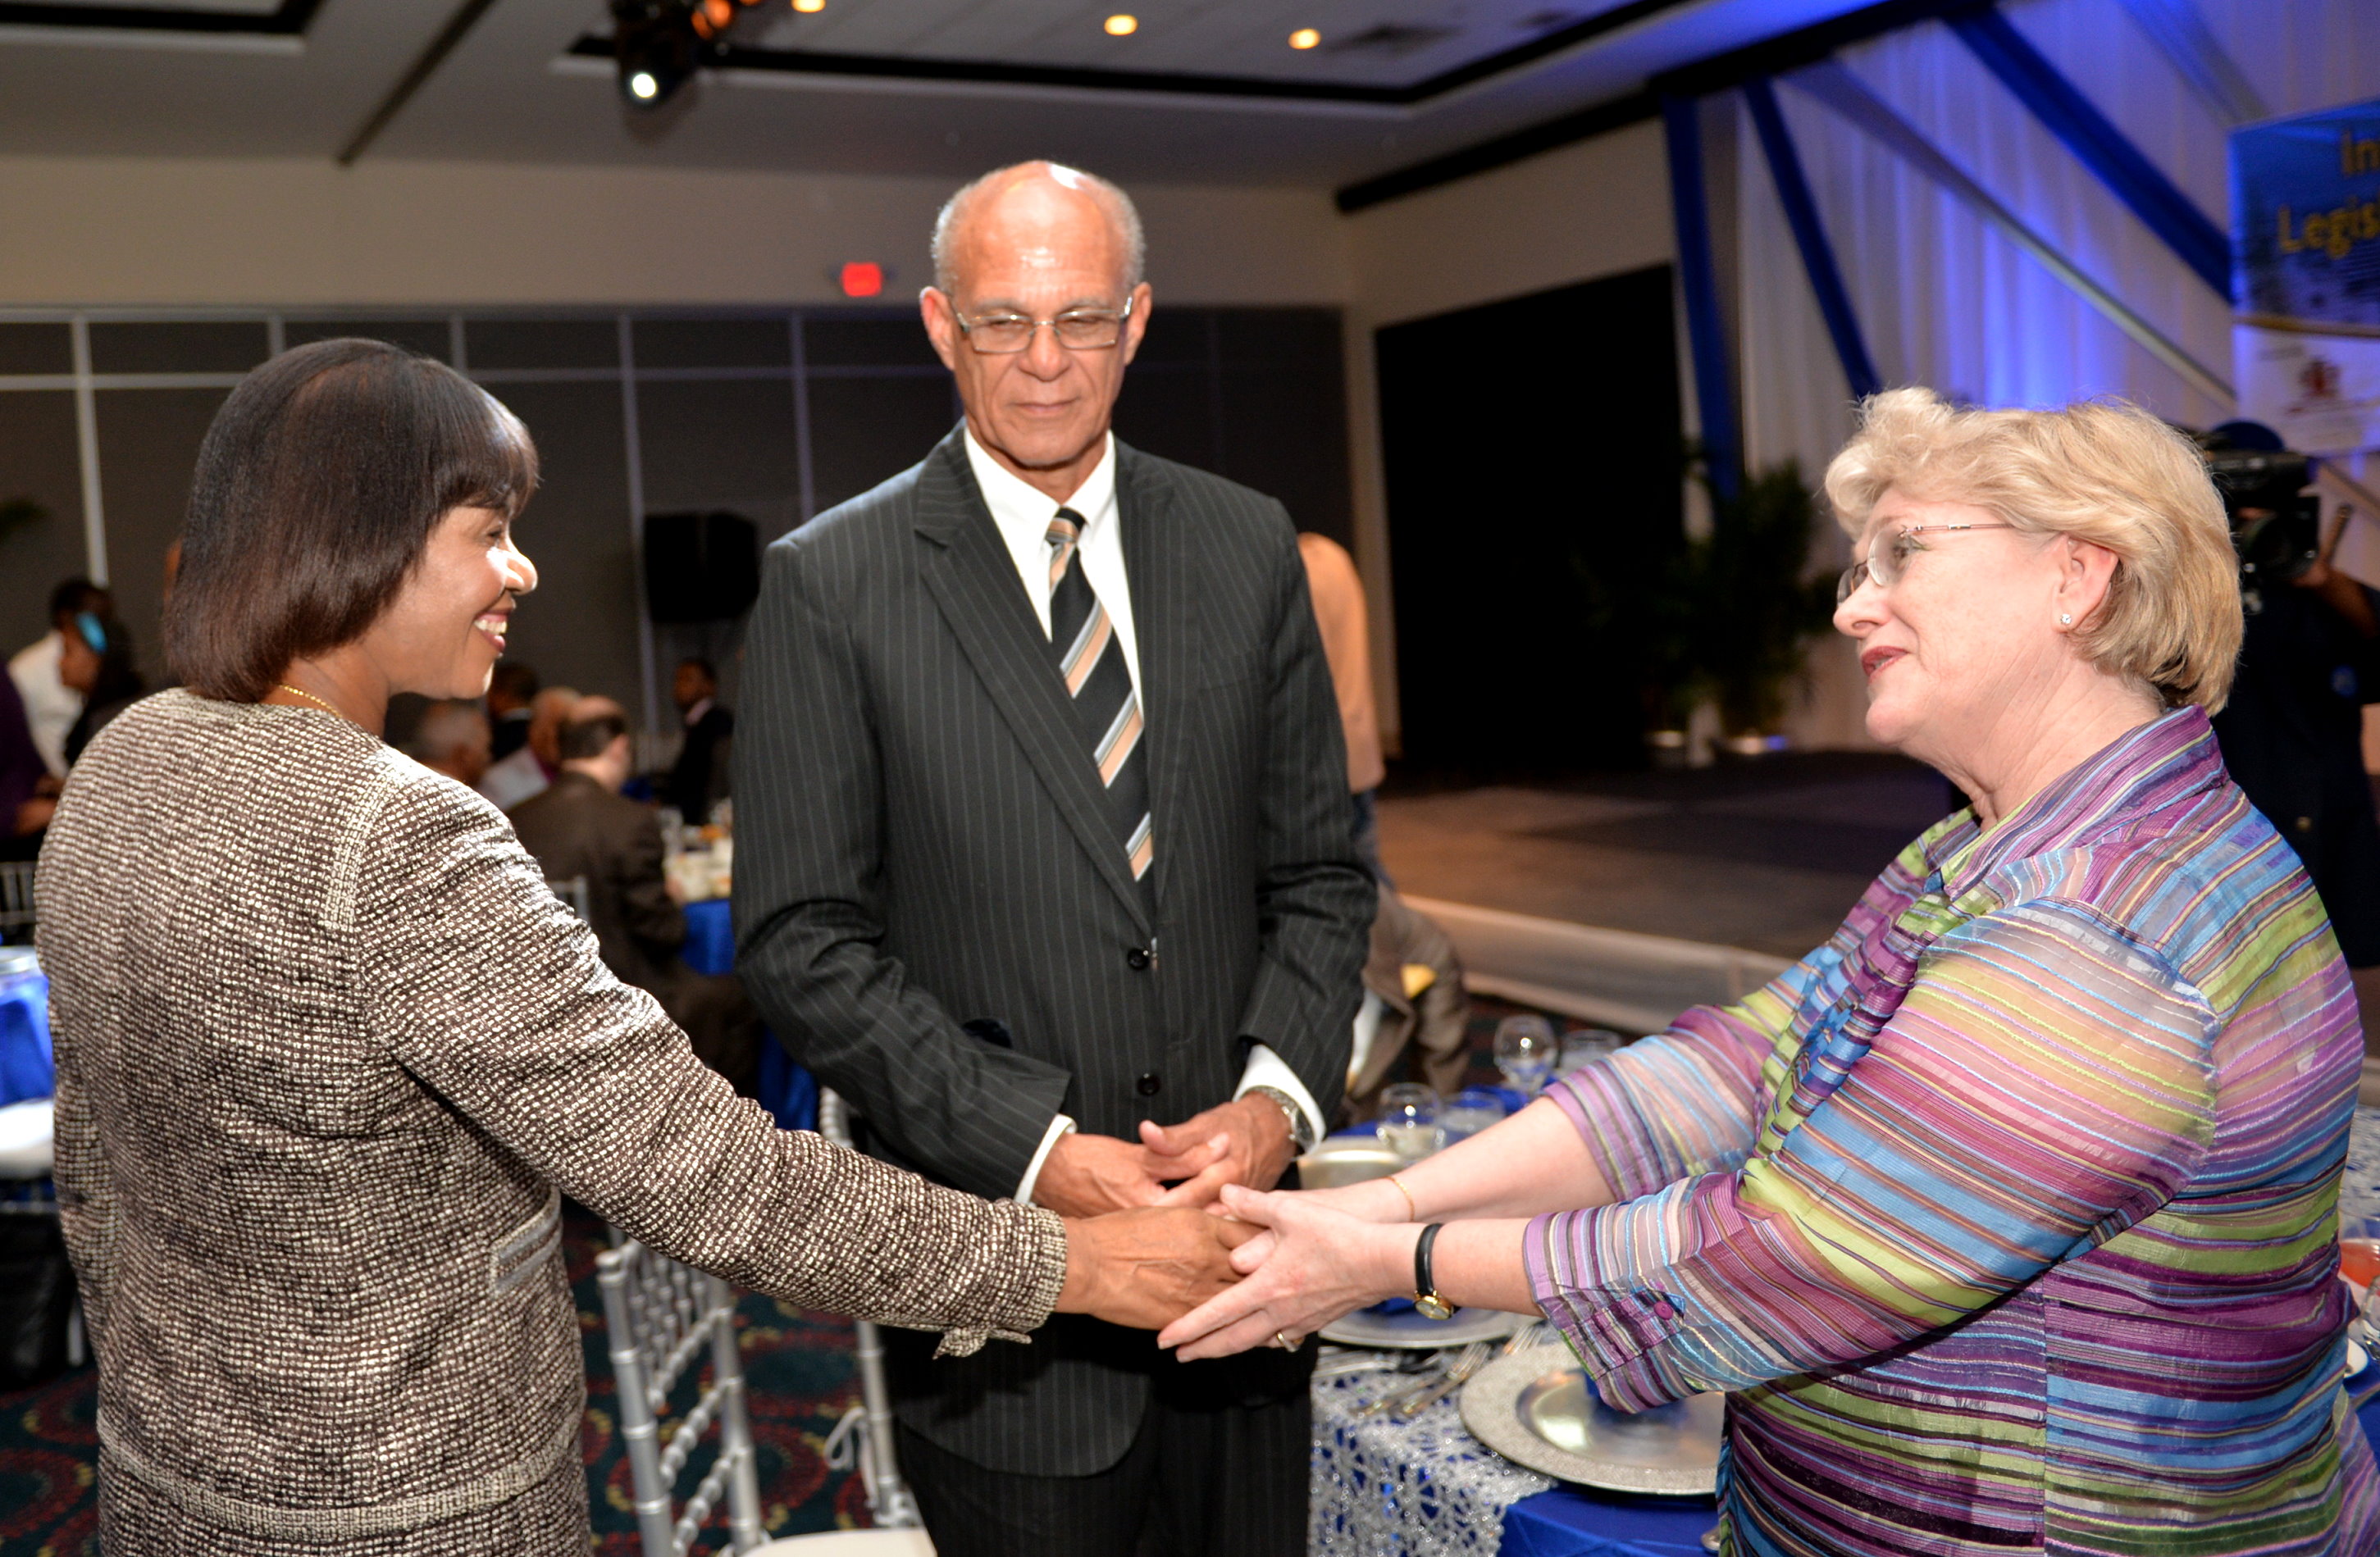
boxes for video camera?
[2199,430,2323,587]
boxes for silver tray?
[1319,1304,1528,1350]
[1460,1344,1723,1496]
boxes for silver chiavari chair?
[594,1109,933,1554]
[596,1237,769,1556]
[0,860,38,935]
[814,1089,929,1541]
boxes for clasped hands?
[1051,1103,1416,1351]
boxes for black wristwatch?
[1412,1222,1454,1321]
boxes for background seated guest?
[1339,885,1467,1127]
[513,699,761,1094]
[0,672,53,862]
[39,337,1248,1557]
[10,578,107,779]
[486,660,538,761]
[406,698,492,788]
[665,656,732,824]
[479,682,575,810]
[1165,390,2380,1556]
[58,611,144,769]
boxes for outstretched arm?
[1168,904,2222,1378]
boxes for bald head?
[931,162,1145,298]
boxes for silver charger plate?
[1319,1304,1528,1350]
[1460,1344,1723,1496]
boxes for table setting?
[1307,1019,1722,1557]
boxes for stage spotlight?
[610,1,701,107]
[793,0,824,10]
[1288,27,1320,48]
[1103,14,1137,35]
[609,0,777,108]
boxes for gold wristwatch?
[1412,1222,1454,1321]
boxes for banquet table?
[680,896,816,1132]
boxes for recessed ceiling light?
[792,0,823,11]
[1288,27,1320,48]
[1103,14,1138,35]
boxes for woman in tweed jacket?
[39,339,1248,1555]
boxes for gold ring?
[1273,1330,1297,1350]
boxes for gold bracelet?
[1384,1172,1418,1222]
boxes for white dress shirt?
[963,429,1325,1203]
[10,633,78,778]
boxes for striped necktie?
[1046,507,1152,882]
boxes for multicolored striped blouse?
[1525,708,2380,1555]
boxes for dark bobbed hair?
[166,339,539,702]
[48,577,104,625]
[559,710,630,763]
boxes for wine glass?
[1438,1086,1507,1145]
[1558,1028,1625,1075]
[1375,1084,1443,1161]
[1493,1015,1557,1096]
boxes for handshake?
[1043,1092,1294,1335]
[1041,1093,1422,1354]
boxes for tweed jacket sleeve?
[359,767,1067,1355]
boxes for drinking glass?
[1438,1087,1507,1145]
[1493,1015,1557,1096]
[2346,1215,2380,1291]
[1375,1083,1443,1161]
[1558,1028,1625,1075]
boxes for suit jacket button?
[1126,946,1153,970]
[1136,1071,1161,1097]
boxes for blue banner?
[2233,98,2380,453]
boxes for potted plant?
[1699,460,1836,752]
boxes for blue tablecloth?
[682,897,736,981]
[682,898,816,1133]
[0,963,50,1107]
[1490,1388,2380,1555]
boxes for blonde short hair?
[1824,388,2241,712]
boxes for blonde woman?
[1166,389,2379,1556]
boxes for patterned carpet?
[0,1203,873,1556]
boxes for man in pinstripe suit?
[734,162,1373,1554]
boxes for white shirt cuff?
[1236,1043,1325,1148]
[1015,1113,1077,1205]
[1347,990,1389,1092]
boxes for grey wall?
[0,304,1352,731]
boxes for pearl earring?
[2059,613,2073,626]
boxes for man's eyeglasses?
[952,297,1135,354]
[1836,521,2018,605]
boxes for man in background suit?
[665,655,734,823]
[513,702,760,1093]
[735,162,1373,1555]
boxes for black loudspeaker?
[643,511,760,623]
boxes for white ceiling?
[731,0,1619,90]
[0,0,1877,187]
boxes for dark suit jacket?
[666,704,734,823]
[734,426,1374,1475]
[510,772,684,992]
